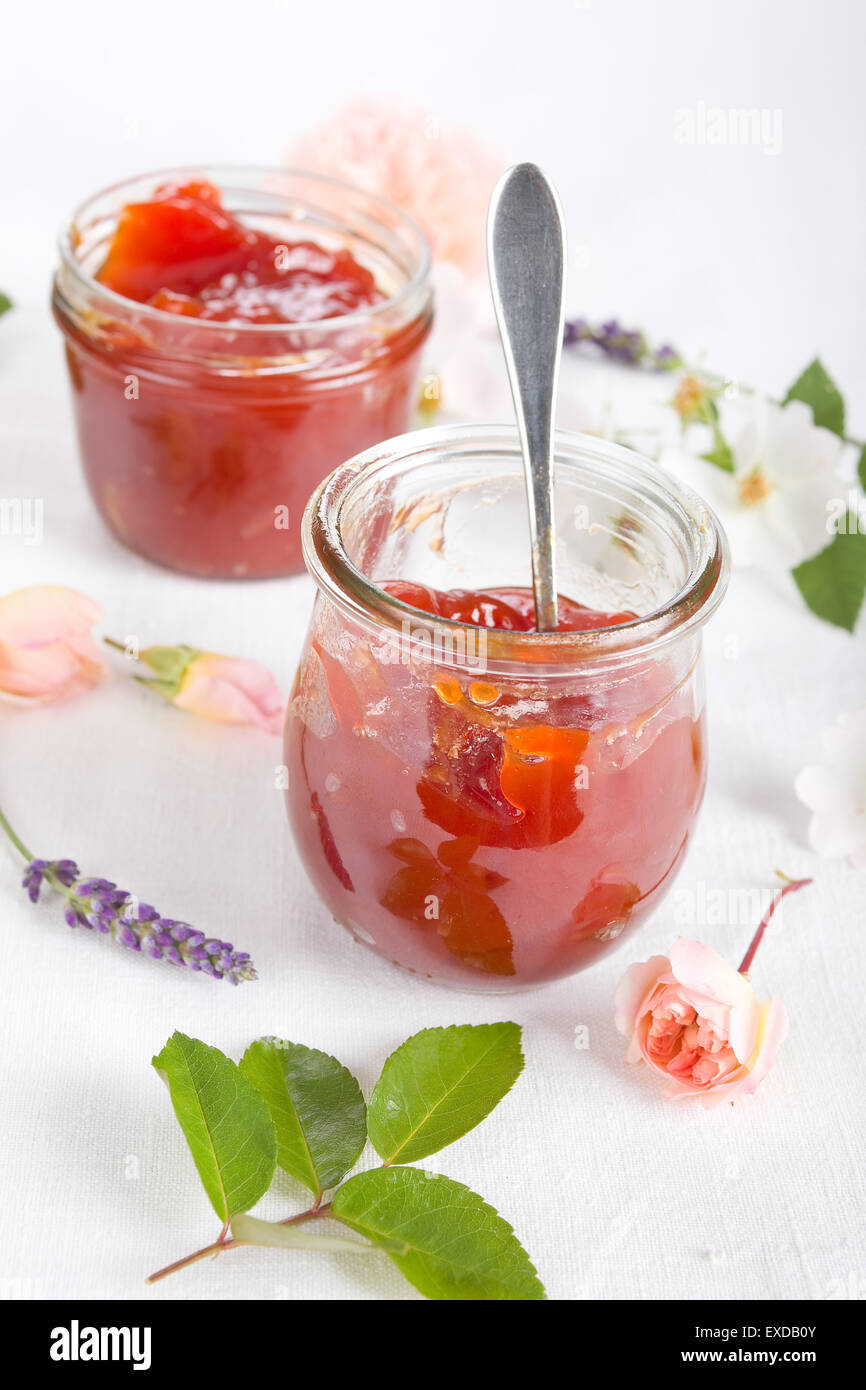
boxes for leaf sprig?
[148,1023,545,1300]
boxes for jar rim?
[56,163,432,337]
[303,423,731,667]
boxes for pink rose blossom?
[290,97,502,274]
[614,938,789,1107]
[173,653,284,735]
[0,585,105,704]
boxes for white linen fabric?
[1,0,865,1299]
[1,310,864,1301]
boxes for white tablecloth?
[2,0,865,1302]
[2,309,864,1303]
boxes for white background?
[1,0,865,1302]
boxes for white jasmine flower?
[795,707,866,869]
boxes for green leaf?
[367,1023,523,1165]
[858,445,866,492]
[783,358,845,436]
[0,293,12,318]
[239,1038,366,1196]
[792,519,866,631]
[153,1031,276,1222]
[700,431,734,473]
[231,1212,376,1255]
[332,1167,545,1300]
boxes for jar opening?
[303,424,730,670]
[54,164,432,362]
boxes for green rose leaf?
[0,293,12,318]
[783,358,845,437]
[858,445,866,492]
[367,1022,523,1165]
[240,1038,366,1197]
[332,1167,545,1301]
[792,519,866,632]
[153,1031,276,1222]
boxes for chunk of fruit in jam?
[380,836,514,976]
[571,869,642,941]
[97,180,384,323]
[382,581,633,852]
[310,793,354,893]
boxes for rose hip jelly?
[286,426,729,990]
[52,168,432,577]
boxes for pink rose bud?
[614,938,789,1107]
[0,585,105,704]
[126,643,284,735]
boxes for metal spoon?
[487,163,566,632]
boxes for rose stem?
[145,1236,242,1285]
[146,1202,331,1284]
[738,872,812,975]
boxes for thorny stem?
[738,872,813,976]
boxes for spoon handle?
[487,163,566,632]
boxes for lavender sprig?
[564,316,681,371]
[1,805,256,985]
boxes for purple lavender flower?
[18,851,256,985]
[653,343,682,370]
[563,317,589,348]
[22,858,78,902]
[598,320,646,364]
[563,316,681,372]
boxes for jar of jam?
[285,425,730,991]
[52,168,432,578]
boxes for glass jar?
[285,425,729,991]
[52,166,432,578]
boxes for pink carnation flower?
[290,97,502,274]
[0,585,105,704]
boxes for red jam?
[54,178,431,578]
[96,180,384,323]
[286,583,705,989]
[381,580,637,631]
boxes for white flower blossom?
[664,398,843,571]
[795,707,866,869]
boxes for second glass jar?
[52,166,433,578]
